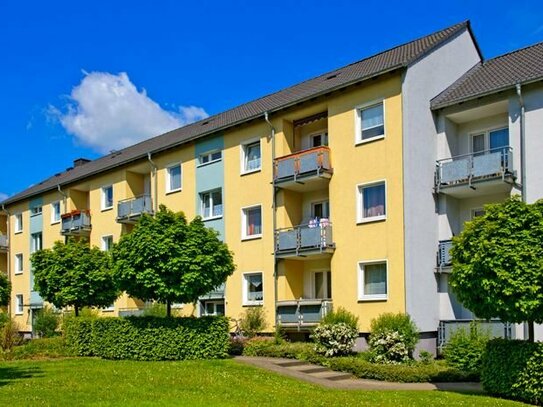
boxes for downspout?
[516,84,527,202]
[1,204,11,316]
[147,153,158,213]
[264,112,278,328]
[57,185,67,213]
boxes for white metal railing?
[276,299,332,329]
[117,195,153,222]
[276,220,334,255]
[60,210,91,235]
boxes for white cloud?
[51,71,208,154]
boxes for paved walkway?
[234,356,483,392]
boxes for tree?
[450,196,543,342]
[31,238,119,316]
[0,272,10,307]
[112,205,235,316]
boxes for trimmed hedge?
[63,316,229,361]
[8,337,74,360]
[482,339,543,405]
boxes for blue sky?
[1,0,542,200]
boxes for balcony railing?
[438,320,514,352]
[276,299,332,330]
[435,147,514,191]
[274,146,332,183]
[437,240,453,270]
[276,221,334,257]
[61,210,92,236]
[0,235,8,252]
[116,195,153,223]
[200,283,226,300]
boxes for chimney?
[73,158,91,168]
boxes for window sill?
[241,234,262,241]
[101,207,113,213]
[14,231,22,235]
[242,301,264,307]
[166,188,182,195]
[101,309,115,313]
[358,296,388,302]
[51,221,61,225]
[357,215,386,225]
[197,159,222,168]
[355,134,385,146]
[15,312,23,316]
[202,215,223,222]
[14,272,23,276]
[241,168,261,176]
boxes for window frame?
[307,129,329,148]
[200,188,223,221]
[51,201,61,224]
[469,126,509,154]
[203,300,226,316]
[101,235,114,252]
[30,206,43,217]
[14,253,23,275]
[242,272,264,306]
[198,150,222,167]
[358,259,388,301]
[101,185,114,211]
[240,138,262,175]
[471,207,486,219]
[311,269,332,300]
[14,213,23,233]
[15,294,24,315]
[241,204,263,241]
[355,100,386,145]
[356,180,387,224]
[311,200,330,220]
[165,162,182,194]
[30,232,42,254]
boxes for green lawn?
[0,358,527,406]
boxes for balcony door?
[471,128,509,155]
[313,270,332,299]
[310,131,328,148]
[311,200,330,220]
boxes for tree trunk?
[75,305,80,317]
[528,320,535,343]
[166,301,171,317]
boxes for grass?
[0,358,529,406]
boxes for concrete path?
[234,356,483,392]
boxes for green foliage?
[369,313,419,363]
[142,303,168,317]
[0,312,9,328]
[6,337,74,360]
[31,238,119,316]
[443,321,491,376]
[481,339,543,405]
[0,272,10,306]
[321,307,359,330]
[312,323,358,357]
[0,318,22,354]
[239,307,267,337]
[33,306,60,338]
[113,206,235,316]
[450,196,543,330]
[242,337,315,359]
[418,350,434,365]
[63,316,230,360]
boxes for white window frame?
[15,253,23,275]
[198,150,222,166]
[51,201,61,224]
[15,294,24,315]
[311,200,330,220]
[356,180,387,224]
[30,206,43,217]
[166,162,182,193]
[31,232,42,253]
[311,269,332,299]
[200,189,223,221]
[101,235,114,252]
[241,204,263,241]
[240,138,262,175]
[469,126,509,154]
[307,129,329,148]
[358,259,388,301]
[355,99,385,145]
[471,207,486,219]
[14,213,23,233]
[101,185,114,211]
[242,272,264,306]
[203,300,226,316]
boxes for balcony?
[116,195,153,224]
[275,221,334,259]
[274,146,332,191]
[438,320,514,352]
[276,299,332,330]
[435,147,515,198]
[0,235,7,253]
[61,210,92,236]
[200,283,226,300]
[436,240,453,271]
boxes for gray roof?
[431,41,543,110]
[2,21,470,207]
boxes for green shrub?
[242,337,314,359]
[321,307,359,330]
[9,337,74,360]
[0,318,22,353]
[443,321,490,376]
[239,307,267,338]
[0,312,9,328]
[369,313,419,364]
[418,350,434,365]
[482,339,543,405]
[311,323,358,357]
[34,306,60,338]
[63,316,229,361]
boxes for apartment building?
[1,21,542,351]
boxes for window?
[313,271,332,299]
[358,181,386,222]
[15,253,23,274]
[101,235,114,251]
[310,131,329,148]
[242,140,261,173]
[199,150,222,165]
[311,201,330,220]
[15,294,23,315]
[471,208,486,219]
[243,272,263,305]
[31,206,42,216]
[242,205,262,239]
[166,163,182,193]
[471,128,509,154]
[358,261,387,300]
[203,301,225,316]
[358,102,384,142]
[201,189,223,219]
[14,213,23,233]
[51,201,61,224]
[31,232,42,253]
[101,185,113,210]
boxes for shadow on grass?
[0,365,43,387]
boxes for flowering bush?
[368,313,419,364]
[311,323,357,357]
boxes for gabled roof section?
[431,41,543,110]
[1,21,470,206]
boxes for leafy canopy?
[31,238,119,316]
[112,205,235,312]
[0,272,10,306]
[450,196,543,325]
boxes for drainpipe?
[57,185,67,214]
[264,112,278,328]
[147,153,158,213]
[516,84,527,202]
[1,204,11,316]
